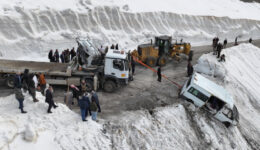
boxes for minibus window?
[188,87,209,102]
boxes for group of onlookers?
[48,48,76,63]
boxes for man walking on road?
[45,86,58,113]
[157,66,162,82]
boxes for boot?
[21,110,27,114]
[33,99,39,102]
[47,111,52,113]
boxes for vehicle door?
[214,105,233,123]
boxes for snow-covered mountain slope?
[0,0,260,60]
[0,44,259,149]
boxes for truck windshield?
[113,59,124,71]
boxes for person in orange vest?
[38,73,47,95]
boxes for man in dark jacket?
[157,66,161,82]
[216,43,223,58]
[91,91,101,113]
[90,97,98,121]
[22,69,29,92]
[79,95,90,121]
[249,38,253,43]
[60,51,65,63]
[54,49,59,63]
[28,74,39,102]
[14,72,27,113]
[187,61,194,77]
[70,48,76,60]
[45,86,58,113]
[48,50,53,62]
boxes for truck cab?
[180,73,239,127]
[102,50,131,92]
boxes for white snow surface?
[1,44,260,150]
[0,0,260,61]
[0,93,111,150]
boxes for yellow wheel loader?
[131,36,192,67]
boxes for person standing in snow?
[70,84,80,106]
[115,44,119,50]
[110,44,115,49]
[45,86,58,113]
[60,51,65,63]
[223,39,227,48]
[216,43,223,58]
[249,38,253,43]
[14,72,27,113]
[22,69,29,92]
[33,74,38,89]
[79,80,87,95]
[187,61,194,77]
[54,49,59,63]
[38,73,46,95]
[157,66,162,82]
[64,90,73,109]
[91,91,101,113]
[28,74,39,102]
[79,93,90,121]
[90,96,98,121]
[235,37,238,45]
[48,49,54,62]
[70,47,76,60]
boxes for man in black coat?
[22,69,29,92]
[216,43,223,58]
[157,66,161,82]
[187,61,194,77]
[28,74,39,102]
[45,86,58,113]
[48,50,53,62]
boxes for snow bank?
[0,0,260,61]
[0,92,111,150]
[195,43,260,148]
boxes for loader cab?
[155,36,172,56]
[180,73,239,127]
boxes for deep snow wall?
[1,6,260,59]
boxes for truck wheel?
[158,56,167,66]
[224,122,231,128]
[5,75,14,88]
[146,57,156,67]
[103,80,116,93]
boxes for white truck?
[0,39,132,93]
[179,73,239,127]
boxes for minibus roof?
[192,73,234,108]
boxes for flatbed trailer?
[0,49,131,92]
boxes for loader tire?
[146,57,156,67]
[158,56,167,66]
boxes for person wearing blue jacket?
[79,94,90,121]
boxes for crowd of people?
[14,69,48,113]
[63,81,101,122]
[13,69,101,122]
[48,48,76,63]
